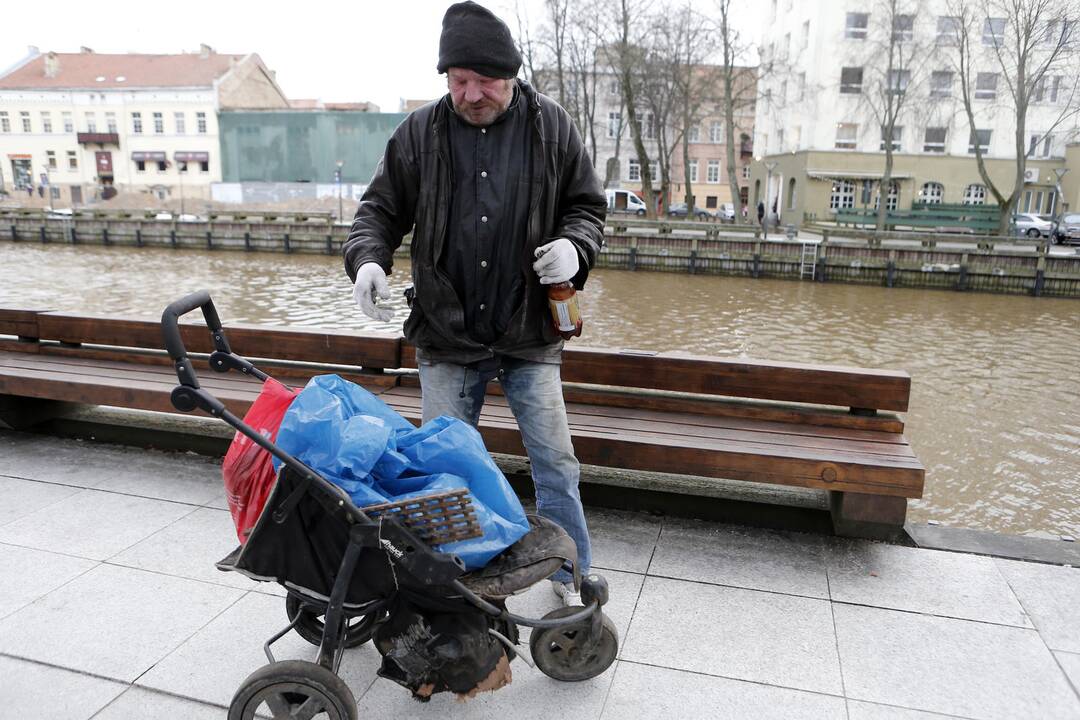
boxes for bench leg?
[0,394,72,431]
[829,491,908,541]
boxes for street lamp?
[335,160,345,222]
[178,160,186,217]
[763,160,778,241]
[1052,167,1068,244]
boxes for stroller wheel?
[228,659,357,720]
[530,606,619,682]
[286,593,382,649]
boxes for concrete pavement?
[1,430,1079,719]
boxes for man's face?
[447,68,514,127]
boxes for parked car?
[667,202,713,219]
[1054,213,1080,245]
[45,207,73,219]
[718,203,736,221]
[1012,213,1052,238]
[605,188,647,215]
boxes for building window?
[67,151,77,170]
[175,112,186,135]
[975,72,999,99]
[830,179,856,210]
[41,112,52,133]
[103,113,115,134]
[687,125,699,143]
[787,178,797,209]
[892,14,914,41]
[888,70,911,95]
[846,12,868,39]
[135,159,146,172]
[880,126,903,151]
[157,160,167,172]
[200,160,209,173]
[937,16,960,44]
[62,112,73,133]
[742,165,751,180]
[707,160,720,183]
[1029,133,1053,158]
[802,20,811,50]
[708,121,723,143]
[968,128,991,154]
[46,150,57,169]
[706,196,718,209]
[840,67,863,94]
[930,70,953,98]
[919,182,944,203]
[641,112,655,140]
[983,17,1006,46]
[963,183,987,204]
[875,181,900,210]
[628,158,641,182]
[0,111,9,133]
[20,111,31,133]
[153,112,164,134]
[132,112,142,133]
[607,112,620,138]
[1033,75,1062,103]
[798,72,806,101]
[689,160,698,183]
[835,123,858,150]
[923,127,947,152]
[608,79,619,95]
[85,113,96,133]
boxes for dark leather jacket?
[344,81,606,365]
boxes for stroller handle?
[161,289,225,364]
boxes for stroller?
[161,292,618,719]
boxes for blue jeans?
[418,357,590,584]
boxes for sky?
[0,0,759,112]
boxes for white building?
[750,0,1079,225]
[0,46,288,205]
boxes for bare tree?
[565,0,605,163]
[714,0,760,220]
[857,0,936,229]
[947,0,1080,234]
[513,0,540,87]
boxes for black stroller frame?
[162,291,618,719]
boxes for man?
[343,1,605,606]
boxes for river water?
[2,242,1078,538]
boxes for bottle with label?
[547,281,582,340]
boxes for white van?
[605,188,647,215]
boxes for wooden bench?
[0,307,923,538]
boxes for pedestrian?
[756,200,765,226]
[344,0,605,606]
[741,204,748,221]
[26,185,33,198]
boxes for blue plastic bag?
[273,375,529,569]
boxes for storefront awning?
[807,170,914,180]
[131,151,166,162]
[174,151,209,162]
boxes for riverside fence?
[3,208,1079,298]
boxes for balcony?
[739,141,754,158]
[77,132,119,145]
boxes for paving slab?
[599,661,846,720]
[0,654,127,720]
[585,506,661,574]
[846,700,968,719]
[0,475,84,527]
[826,541,1031,627]
[505,567,644,642]
[0,487,197,561]
[995,558,1080,652]
[109,506,261,591]
[0,542,97,620]
[834,603,1080,719]
[621,576,843,695]
[136,589,382,709]
[1056,651,1080,696]
[92,686,226,720]
[0,563,245,682]
[650,518,830,598]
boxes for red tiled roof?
[0,52,246,90]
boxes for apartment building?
[750,1,1079,226]
[0,46,288,205]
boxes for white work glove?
[352,262,395,322]
[532,238,580,285]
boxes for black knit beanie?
[437,1,522,79]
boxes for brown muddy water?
[2,243,1078,538]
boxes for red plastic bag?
[222,378,297,543]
